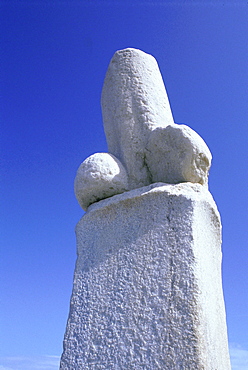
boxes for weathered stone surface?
[74,152,128,211]
[61,48,230,369]
[145,123,212,186]
[75,48,212,210]
[60,183,231,369]
[101,48,174,189]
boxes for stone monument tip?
[75,48,212,210]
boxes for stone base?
[60,183,230,369]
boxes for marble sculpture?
[74,48,211,210]
[61,48,231,370]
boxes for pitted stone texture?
[74,152,128,211]
[60,183,231,370]
[145,124,212,186]
[101,48,174,189]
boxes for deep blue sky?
[1,1,248,369]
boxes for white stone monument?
[60,48,231,369]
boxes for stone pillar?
[60,48,231,369]
[60,183,231,369]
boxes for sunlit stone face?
[75,48,211,209]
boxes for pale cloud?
[230,343,248,370]
[0,365,13,370]
[0,355,60,370]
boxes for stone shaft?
[101,48,174,189]
[60,183,231,370]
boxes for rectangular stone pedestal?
[60,183,230,369]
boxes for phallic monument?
[60,48,231,369]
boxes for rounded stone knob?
[74,152,129,211]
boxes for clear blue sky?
[1,1,248,369]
